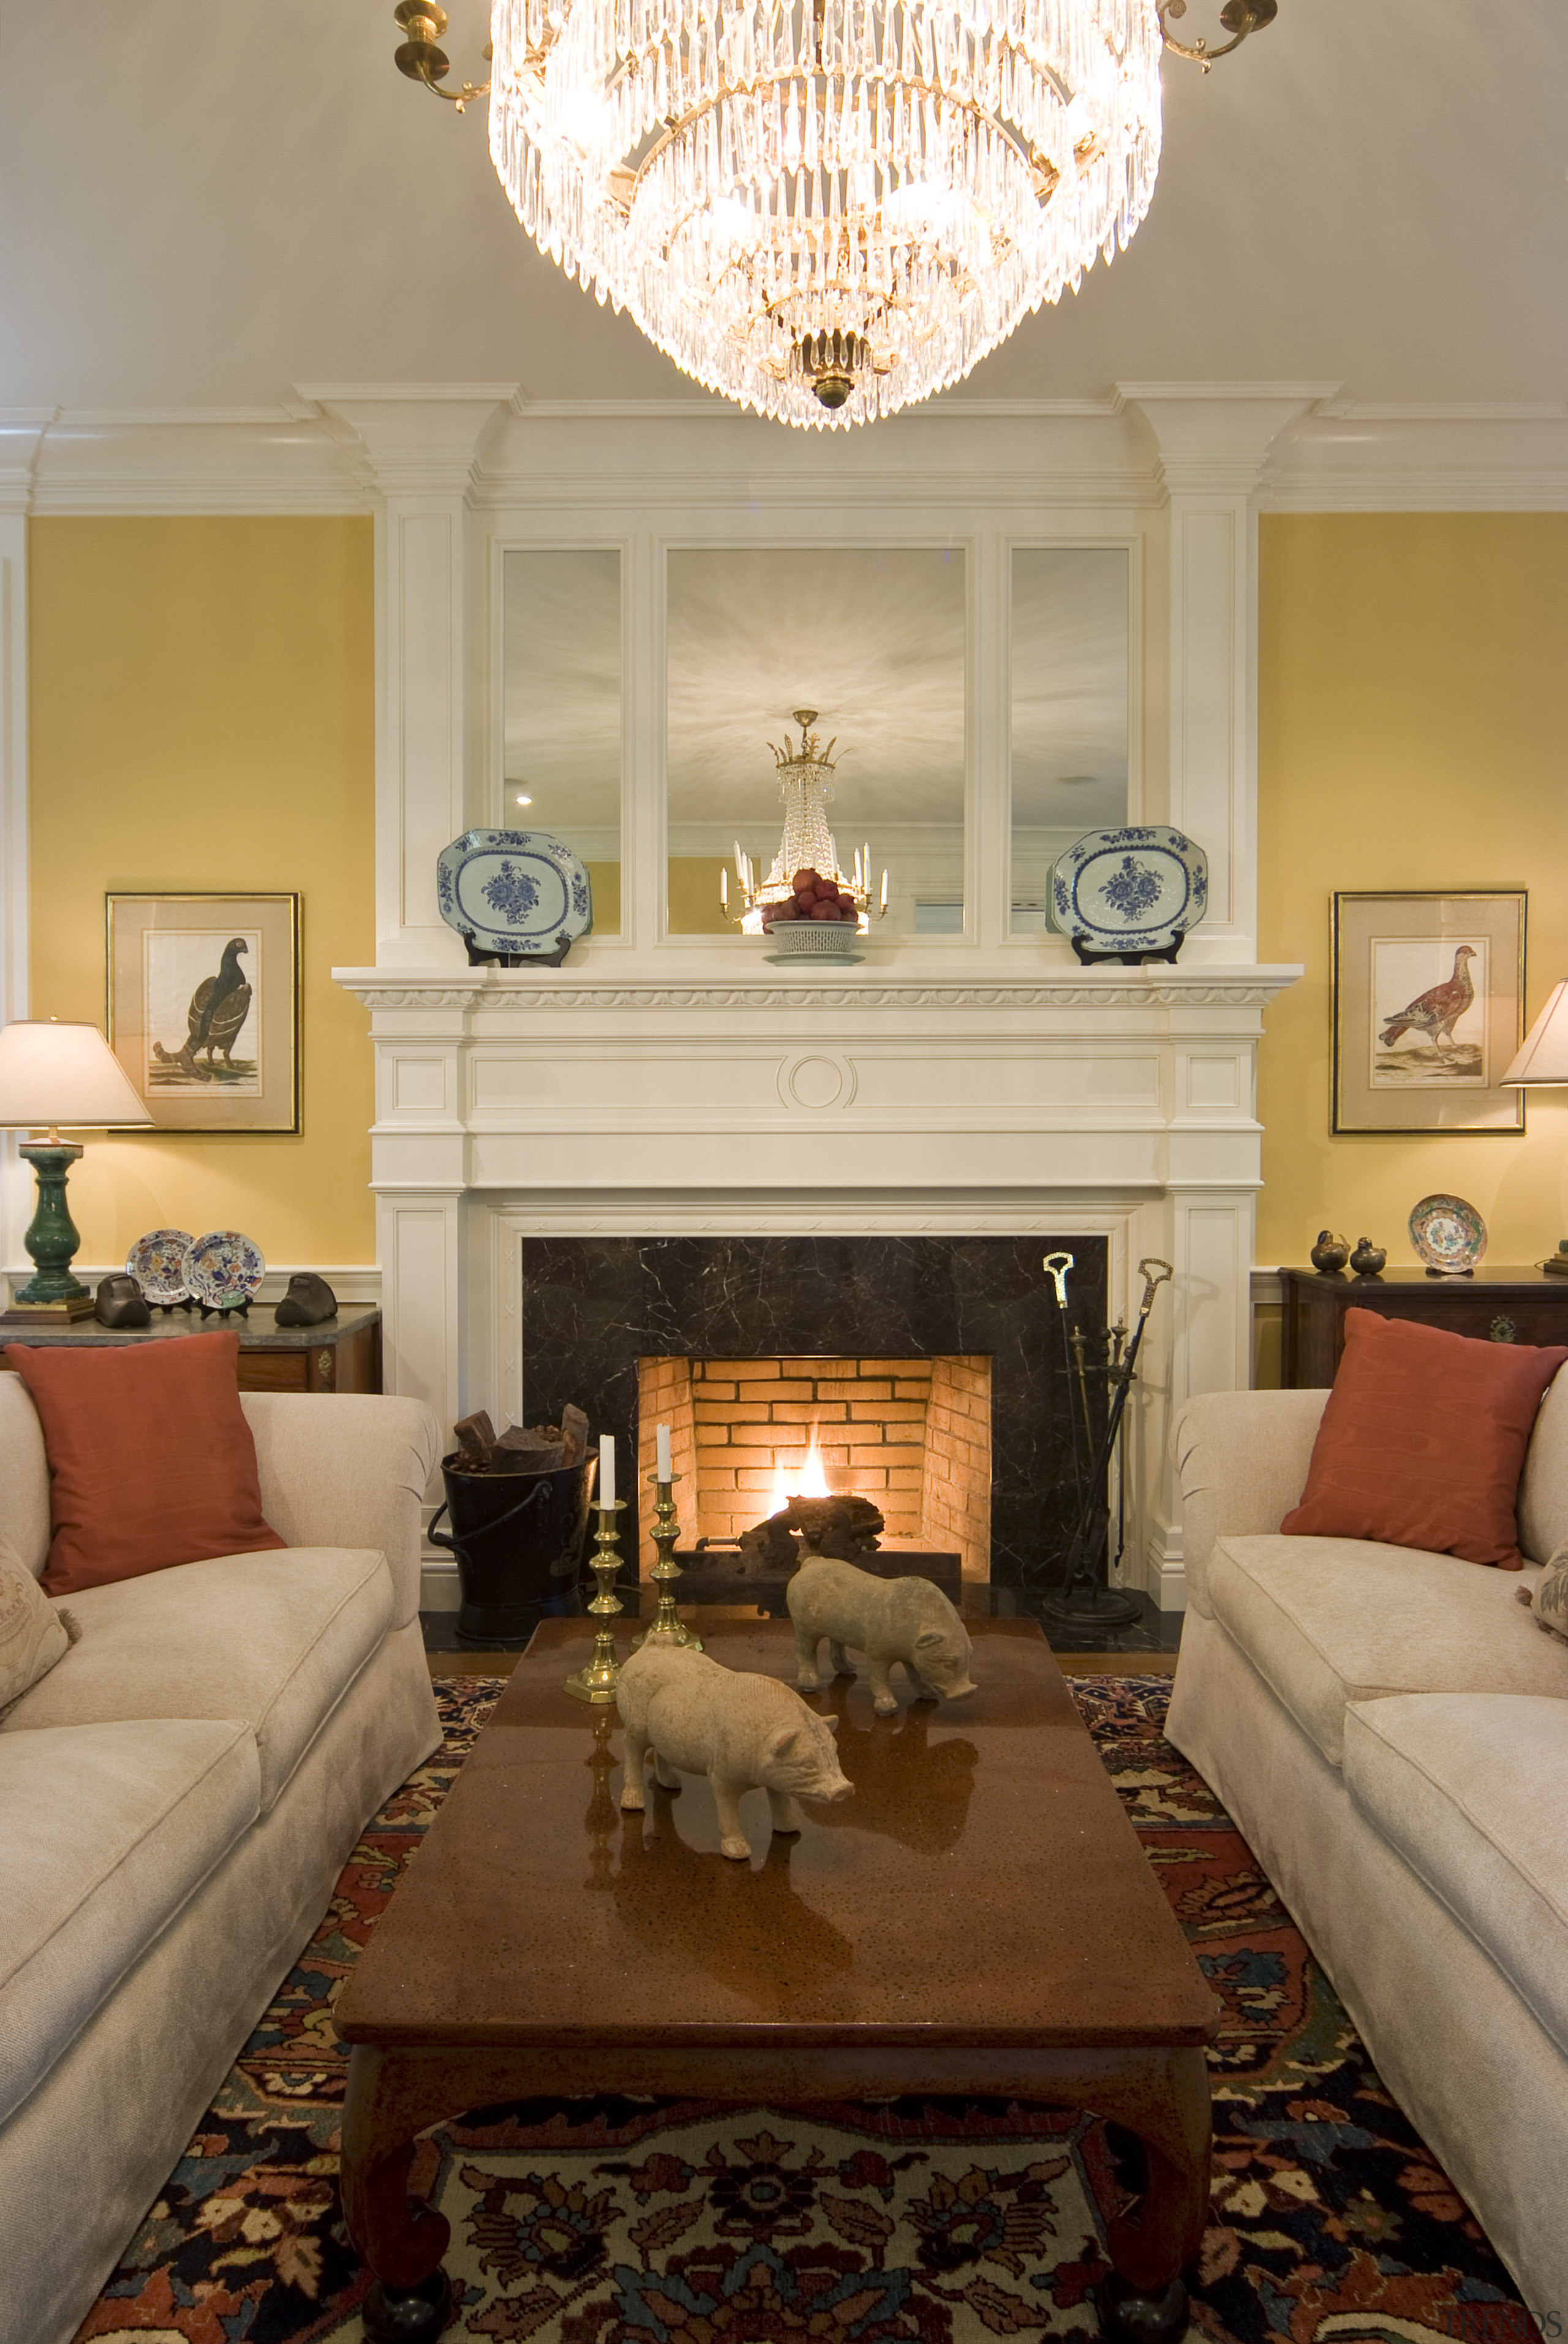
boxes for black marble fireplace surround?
[519,1235,1109,1593]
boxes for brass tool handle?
[1042,1250,1074,1308]
[1136,1257,1174,1315]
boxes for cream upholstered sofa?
[1169,1376,1568,2326]
[0,1376,442,2344]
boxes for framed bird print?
[106,893,300,1133]
[1331,890,1526,1135]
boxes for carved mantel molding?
[334,966,1302,1018]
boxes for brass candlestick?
[564,1500,627,1703]
[633,1470,703,1653]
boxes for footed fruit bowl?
[764,920,864,962]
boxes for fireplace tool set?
[1039,1251,1172,1629]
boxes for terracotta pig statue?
[616,1642,853,1860]
[788,1557,978,1716]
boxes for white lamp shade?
[1501,982,1568,1087]
[0,1019,153,1128]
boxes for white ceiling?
[1,1,1564,412]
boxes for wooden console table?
[0,1303,382,1393]
[1280,1267,1568,1388]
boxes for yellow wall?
[668,857,735,935]
[1257,514,1568,1279]
[28,517,377,1268]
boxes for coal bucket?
[429,1452,598,1646]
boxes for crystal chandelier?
[725,709,888,931]
[394,0,1276,429]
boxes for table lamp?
[0,1018,153,1321]
[1501,980,1568,1277]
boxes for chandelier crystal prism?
[394,2,1276,429]
[489,0,1162,426]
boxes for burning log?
[736,1493,884,1571]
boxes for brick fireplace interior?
[515,1234,1107,1595]
[636,1354,992,1579]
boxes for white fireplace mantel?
[319,380,1319,1612]
[334,960,1302,1613]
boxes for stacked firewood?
[452,1404,588,1475]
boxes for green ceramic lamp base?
[7,1140,96,1319]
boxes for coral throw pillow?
[1281,1307,1568,1569]
[4,1332,285,1596]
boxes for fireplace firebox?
[516,1235,1107,1593]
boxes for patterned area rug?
[74,1676,1536,2344]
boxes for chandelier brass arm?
[392,2,491,110]
[1156,0,1278,72]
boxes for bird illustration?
[153,937,252,1080]
[1379,945,1477,1054]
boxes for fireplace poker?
[1042,1251,1087,1508]
[1043,1257,1172,1628]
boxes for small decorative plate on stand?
[436,830,593,966]
[183,1230,266,1316]
[1050,826,1208,964]
[1409,1193,1488,1275]
[127,1228,195,1309]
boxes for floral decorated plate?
[436,830,593,959]
[183,1230,266,1312]
[126,1228,195,1306]
[1049,826,1208,958]
[1409,1193,1488,1274]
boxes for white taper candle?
[599,1432,616,1510]
[656,1422,673,1481]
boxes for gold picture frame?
[106,893,301,1134]
[1331,889,1525,1136]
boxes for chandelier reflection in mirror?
[393,0,1275,429]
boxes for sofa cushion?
[1280,1309,1568,1570]
[0,1374,50,1576]
[1208,1533,1568,1767]
[0,1546,394,1809]
[0,1718,259,2127]
[4,1331,286,1595]
[1519,1362,1568,1565]
[0,1537,73,1712]
[1344,1693,1568,2060]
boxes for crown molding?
[1118,382,1343,501]
[8,391,1568,515]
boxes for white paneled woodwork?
[342,964,1295,1609]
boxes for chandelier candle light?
[393,1,1276,429]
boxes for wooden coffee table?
[337,1616,1216,2341]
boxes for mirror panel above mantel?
[665,545,969,939]
[502,548,623,936]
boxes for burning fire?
[767,1427,829,1516]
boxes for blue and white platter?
[436,830,594,959]
[1049,826,1208,960]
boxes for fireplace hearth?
[517,1235,1107,1594]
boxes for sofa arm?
[240,1393,440,1628]
[1173,1387,1329,1617]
